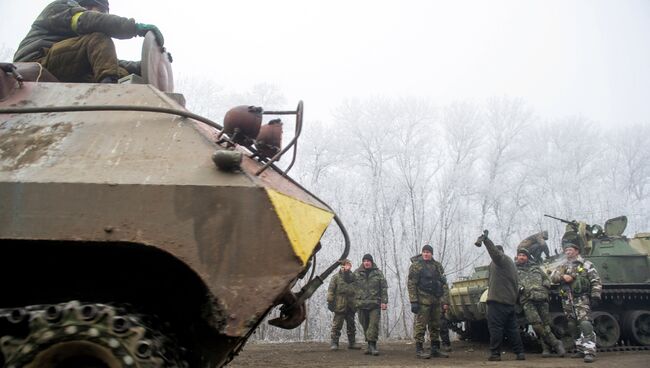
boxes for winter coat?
[485,238,519,305]
[516,261,550,303]
[327,270,357,313]
[550,256,602,298]
[407,255,449,305]
[14,0,138,62]
[353,265,388,310]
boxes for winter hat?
[563,242,580,250]
[517,248,530,257]
[362,253,374,263]
[422,244,433,253]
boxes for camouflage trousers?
[561,294,596,355]
[330,310,356,341]
[521,300,560,348]
[413,302,441,344]
[440,313,451,345]
[358,308,381,342]
[39,32,129,83]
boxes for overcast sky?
[1,0,649,125]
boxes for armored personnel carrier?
[0,36,349,367]
[448,216,650,350]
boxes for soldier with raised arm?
[327,259,360,351]
[475,230,525,361]
[550,242,602,363]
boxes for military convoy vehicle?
[448,216,650,350]
[0,36,349,367]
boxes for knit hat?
[516,248,530,257]
[563,242,580,250]
[362,253,374,263]
[422,244,433,253]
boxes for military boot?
[347,336,361,350]
[430,341,449,358]
[554,340,566,357]
[541,343,551,358]
[584,353,596,363]
[415,342,430,359]
[364,342,371,355]
[329,338,339,351]
[369,341,379,356]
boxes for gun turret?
[544,214,579,229]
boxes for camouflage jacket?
[354,265,388,309]
[327,270,357,313]
[516,261,550,303]
[15,0,138,62]
[407,255,449,305]
[550,256,602,298]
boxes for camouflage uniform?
[327,268,357,347]
[550,255,602,357]
[354,264,388,344]
[407,255,449,345]
[14,0,141,82]
[516,260,564,355]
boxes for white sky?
[1,0,649,125]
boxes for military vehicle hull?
[0,78,338,367]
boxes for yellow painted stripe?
[266,189,334,265]
[71,12,84,33]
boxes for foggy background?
[1,0,649,342]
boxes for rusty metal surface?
[0,82,331,339]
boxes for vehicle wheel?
[0,301,187,368]
[592,311,620,348]
[622,310,650,346]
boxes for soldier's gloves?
[135,23,165,47]
[410,302,420,314]
[591,295,601,308]
[327,302,335,312]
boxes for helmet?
[79,0,110,12]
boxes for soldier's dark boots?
[364,342,371,355]
[347,337,361,350]
[99,76,118,84]
[554,341,566,357]
[487,354,501,361]
[430,341,449,358]
[516,353,526,360]
[329,339,339,351]
[571,351,585,359]
[415,342,430,359]
[369,341,379,356]
[541,345,551,358]
[584,354,596,363]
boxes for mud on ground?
[229,340,650,368]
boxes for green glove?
[136,23,164,47]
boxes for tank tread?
[0,301,188,368]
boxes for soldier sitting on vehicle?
[515,248,566,357]
[327,259,360,351]
[550,242,602,363]
[518,231,550,263]
[14,0,164,83]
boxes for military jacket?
[327,270,357,313]
[353,265,388,309]
[516,261,550,303]
[407,255,449,305]
[550,256,602,298]
[15,0,138,62]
